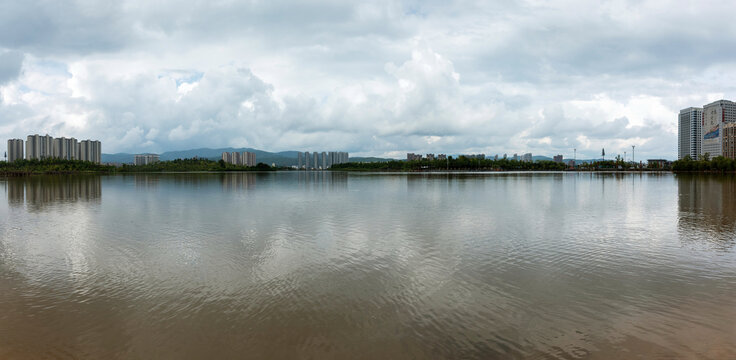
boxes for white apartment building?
[78,140,101,163]
[25,134,53,160]
[221,151,256,166]
[24,134,100,163]
[7,139,23,162]
[52,137,78,160]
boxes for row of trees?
[330,155,662,172]
[0,158,116,174]
[672,155,736,172]
[118,158,275,172]
[331,156,571,171]
[0,158,277,175]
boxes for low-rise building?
[553,155,563,163]
[134,154,160,165]
[647,159,670,168]
[722,123,736,159]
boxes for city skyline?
[2,1,736,160]
[7,134,102,164]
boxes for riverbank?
[0,158,282,176]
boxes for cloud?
[0,50,24,84]
[2,0,736,159]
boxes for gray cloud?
[1,0,735,159]
[0,50,23,84]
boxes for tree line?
[671,155,736,172]
[118,158,275,172]
[0,158,117,175]
[330,155,663,171]
[330,157,571,171]
[0,158,277,175]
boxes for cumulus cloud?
[1,0,735,159]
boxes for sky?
[1,0,735,160]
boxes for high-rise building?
[221,151,256,166]
[305,152,310,169]
[522,153,532,162]
[244,152,256,166]
[52,137,78,160]
[313,152,319,169]
[78,140,101,163]
[679,107,703,160]
[321,151,327,170]
[7,139,23,162]
[26,134,53,160]
[134,154,160,165]
[701,100,736,158]
[21,135,98,162]
[298,152,303,169]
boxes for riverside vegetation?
[0,158,276,175]
[671,155,736,172]
[10,154,734,175]
[330,155,651,171]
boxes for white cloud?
[2,0,736,159]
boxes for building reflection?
[6,175,102,211]
[134,174,160,189]
[677,174,736,249]
[297,171,348,191]
[220,173,257,191]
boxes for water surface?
[1,172,735,359]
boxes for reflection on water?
[5,175,101,210]
[678,174,736,250]
[0,172,735,359]
[297,171,348,191]
[220,172,257,191]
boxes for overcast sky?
[1,0,735,159]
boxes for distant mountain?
[347,157,394,163]
[102,153,136,164]
[102,148,395,166]
[532,155,553,162]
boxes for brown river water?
[1,172,735,359]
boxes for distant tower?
[631,145,635,163]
